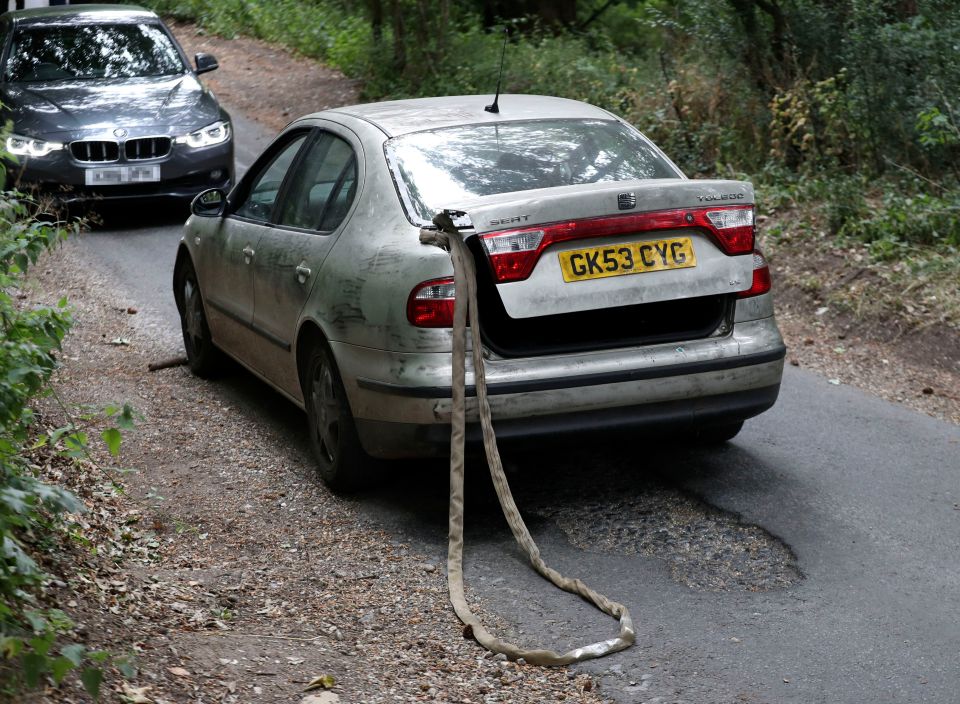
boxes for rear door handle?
[242,245,255,263]
[296,263,312,284]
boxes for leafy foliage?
[144,0,960,263]
[0,183,134,694]
[841,189,960,255]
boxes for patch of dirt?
[170,21,360,134]
[532,486,802,592]
[760,222,960,425]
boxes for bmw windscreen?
[5,23,185,83]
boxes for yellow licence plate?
[558,237,697,283]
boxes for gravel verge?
[169,21,360,134]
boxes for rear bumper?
[356,383,781,458]
[333,314,785,459]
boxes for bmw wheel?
[305,343,371,492]
[176,260,222,377]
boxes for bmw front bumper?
[6,137,233,203]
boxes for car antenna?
[485,28,509,114]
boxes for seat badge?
[618,192,637,210]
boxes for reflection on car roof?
[327,94,614,137]
[7,5,156,26]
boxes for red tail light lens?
[407,277,456,328]
[479,228,545,283]
[737,251,772,298]
[480,205,754,283]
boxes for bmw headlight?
[5,134,64,158]
[175,120,231,149]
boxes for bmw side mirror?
[194,53,219,75]
[192,188,226,217]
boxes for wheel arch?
[295,319,334,401]
[297,318,373,491]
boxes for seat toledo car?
[174,94,785,490]
[0,4,233,203]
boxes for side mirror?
[192,188,226,217]
[194,53,219,75]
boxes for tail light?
[737,250,772,298]
[407,277,456,328]
[480,204,754,283]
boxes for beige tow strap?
[420,212,635,666]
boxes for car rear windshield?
[6,23,185,82]
[385,119,680,226]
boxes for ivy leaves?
[0,191,135,697]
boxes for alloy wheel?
[310,356,341,465]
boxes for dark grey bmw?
[0,4,233,203]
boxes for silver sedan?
[174,94,785,490]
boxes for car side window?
[276,132,357,232]
[235,134,308,223]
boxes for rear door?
[247,126,362,399]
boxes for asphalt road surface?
[76,113,960,704]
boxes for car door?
[246,126,362,399]
[198,130,311,372]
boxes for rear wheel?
[305,343,371,492]
[176,260,222,377]
[694,420,744,445]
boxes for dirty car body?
[0,5,233,203]
[175,94,785,490]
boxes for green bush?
[144,0,960,182]
[840,189,960,257]
[144,0,960,268]
[145,0,358,59]
[325,15,374,79]
[0,186,134,695]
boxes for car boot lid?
[439,179,758,319]
[446,178,753,235]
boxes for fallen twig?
[148,356,188,372]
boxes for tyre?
[694,420,744,445]
[304,343,372,492]
[176,259,222,377]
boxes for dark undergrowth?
[146,0,958,332]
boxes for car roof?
[6,4,157,26]
[325,94,616,137]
